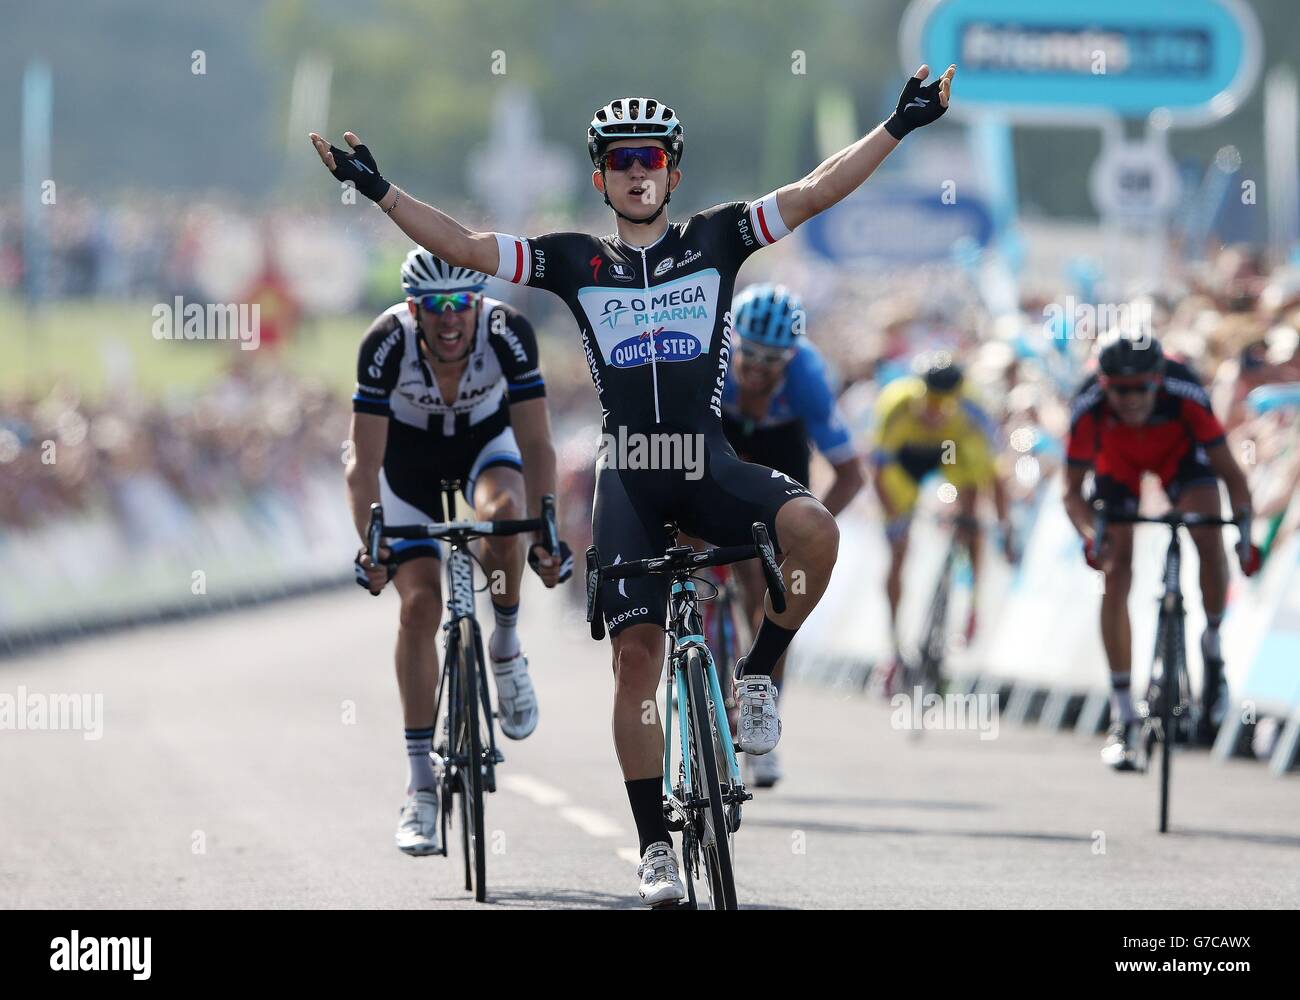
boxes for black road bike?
[1093,506,1247,834]
[367,482,559,901]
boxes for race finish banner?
[900,0,1262,126]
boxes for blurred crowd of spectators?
[0,363,348,540]
[0,197,210,301]
[3,231,1299,559]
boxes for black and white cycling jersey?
[353,297,545,436]
[352,297,546,563]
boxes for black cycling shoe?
[1101,720,1140,771]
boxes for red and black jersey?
[1066,359,1225,492]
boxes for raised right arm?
[310,130,500,275]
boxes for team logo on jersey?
[610,328,703,368]
[600,299,631,329]
[579,269,721,369]
[653,257,674,277]
[608,262,635,282]
[676,249,701,268]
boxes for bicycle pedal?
[651,899,697,911]
[491,749,505,764]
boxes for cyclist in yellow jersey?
[870,354,1014,673]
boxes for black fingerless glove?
[528,540,574,583]
[328,142,391,203]
[884,74,949,140]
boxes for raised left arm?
[775,64,955,230]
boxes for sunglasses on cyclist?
[1102,377,1160,396]
[739,343,793,367]
[602,146,671,172]
[416,292,480,313]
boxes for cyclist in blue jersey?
[312,64,955,905]
[719,283,864,788]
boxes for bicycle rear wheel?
[686,647,737,910]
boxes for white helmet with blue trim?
[587,97,685,168]
[400,248,487,296]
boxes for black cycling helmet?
[1097,331,1165,380]
[587,97,685,169]
[922,353,963,393]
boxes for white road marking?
[557,805,624,839]
[500,773,570,807]
[503,773,626,842]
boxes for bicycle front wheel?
[455,617,488,899]
[915,549,954,696]
[1158,609,1186,835]
[686,647,737,910]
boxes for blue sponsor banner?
[1240,541,1300,713]
[901,0,1261,124]
[800,186,993,266]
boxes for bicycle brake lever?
[752,522,786,615]
[586,545,606,641]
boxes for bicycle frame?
[439,485,500,791]
[662,577,742,822]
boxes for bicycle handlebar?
[365,495,559,582]
[585,522,786,641]
[1088,502,1260,575]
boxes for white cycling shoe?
[492,652,538,740]
[395,788,441,856]
[734,667,782,755]
[637,841,685,906]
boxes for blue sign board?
[900,0,1261,124]
[800,187,993,266]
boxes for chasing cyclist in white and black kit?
[314,64,955,903]
[347,249,572,857]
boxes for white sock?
[490,601,519,662]
[405,727,437,792]
[1110,672,1136,724]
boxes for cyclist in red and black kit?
[311,63,955,904]
[1063,331,1254,769]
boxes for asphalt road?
[2,583,1297,910]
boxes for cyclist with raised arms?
[313,63,954,905]
[719,283,865,788]
[347,249,572,856]
[1063,331,1254,769]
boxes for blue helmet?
[732,284,805,350]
